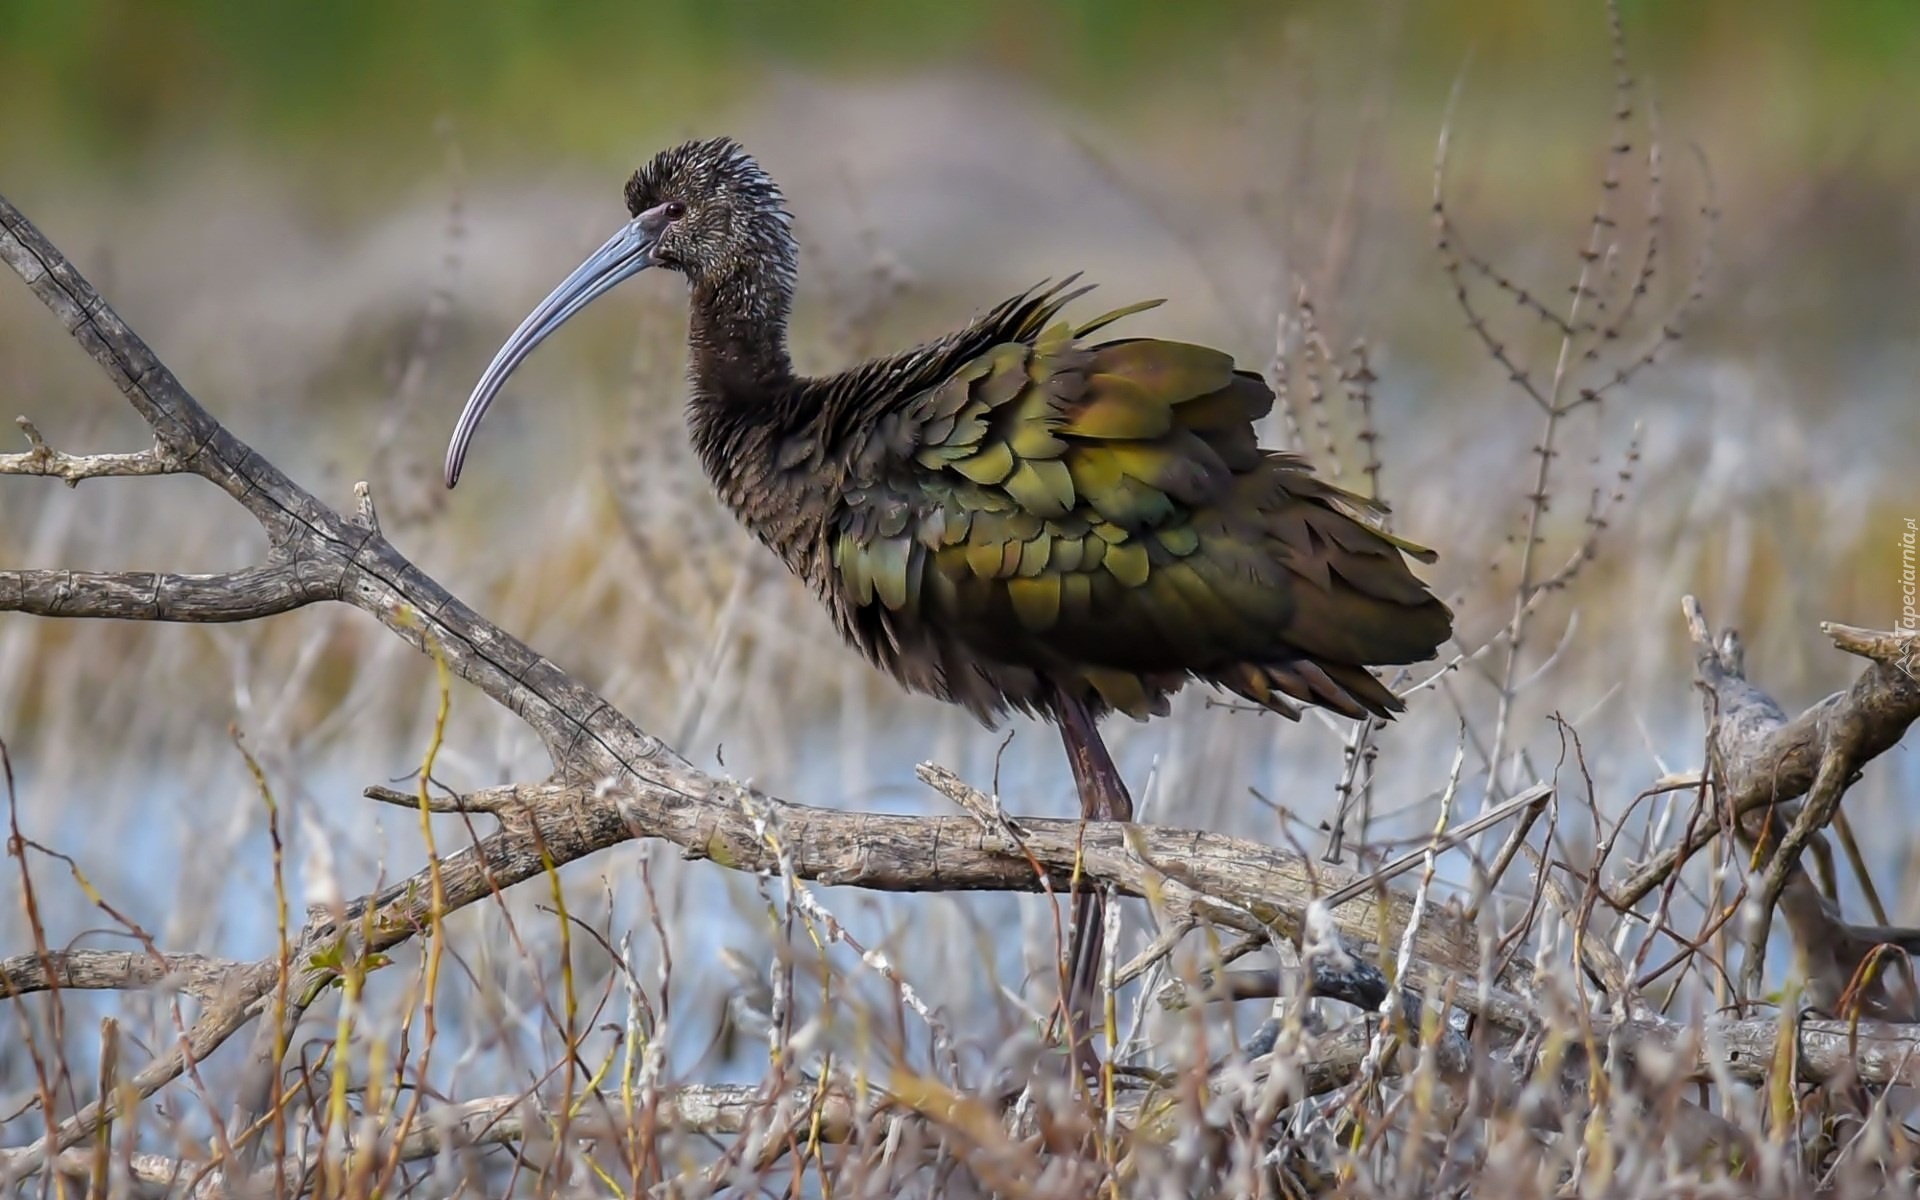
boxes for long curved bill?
[444,219,659,487]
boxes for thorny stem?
[1449,0,1647,809]
[1486,198,1619,801]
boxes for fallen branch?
[1671,597,1920,1004]
[1611,599,1920,914]
[25,1032,1415,1200]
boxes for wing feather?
[821,286,1451,723]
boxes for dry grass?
[3,5,1918,1196]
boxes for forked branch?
[1669,598,1920,1004]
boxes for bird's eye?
[664,201,687,220]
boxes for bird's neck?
[686,268,796,407]
[684,268,820,559]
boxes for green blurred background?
[4,0,1913,398]
[5,1,1919,175]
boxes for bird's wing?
[828,306,1450,720]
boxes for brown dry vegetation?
[3,4,1919,1197]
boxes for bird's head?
[445,136,793,488]
[624,137,794,290]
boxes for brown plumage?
[445,137,1453,1051]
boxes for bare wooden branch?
[1620,1009,1920,1089]
[917,762,1027,835]
[0,190,689,779]
[1824,620,1920,670]
[1661,596,1920,1007]
[351,479,379,533]
[0,949,247,1005]
[1166,961,1920,1090]
[34,1084,862,1199]
[361,783,513,816]
[35,1038,1450,1200]
[405,777,1510,980]
[1612,600,1920,910]
[0,560,329,622]
[1686,602,1920,817]
[0,763,1527,1176]
[0,416,182,485]
[2,961,279,1181]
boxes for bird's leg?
[1054,692,1134,1063]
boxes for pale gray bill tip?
[444,219,658,488]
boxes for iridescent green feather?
[824,284,1451,724]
